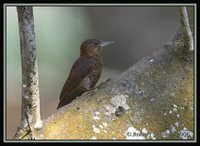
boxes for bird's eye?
[94,42,99,45]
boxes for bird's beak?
[100,41,114,47]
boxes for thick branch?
[32,33,193,140]
[14,6,42,139]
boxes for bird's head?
[80,39,113,57]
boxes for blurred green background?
[6,6,179,139]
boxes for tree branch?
[32,34,193,140]
[14,6,42,139]
[179,7,194,51]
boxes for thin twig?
[179,7,194,51]
[19,112,35,140]
[14,6,42,139]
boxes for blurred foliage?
[7,7,96,102]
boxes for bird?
[57,39,113,109]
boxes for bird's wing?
[59,57,94,100]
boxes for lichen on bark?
[33,21,194,141]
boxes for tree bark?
[32,31,194,140]
[14,6,42,139]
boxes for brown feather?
[57,39,112,109]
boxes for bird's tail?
[57,95,73,109]
[57,91,82,109]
